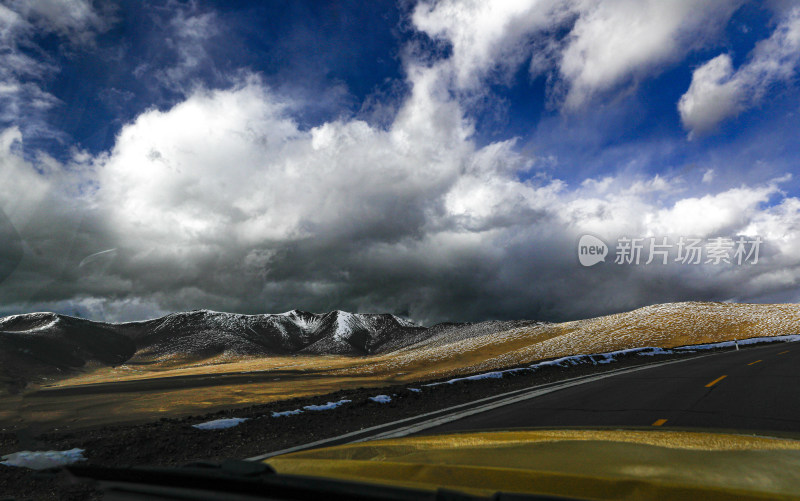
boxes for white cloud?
[0,4,26,44]
[412,0,740,110]
[646,184,776,237]
[0,4,48,100]
[679,7,800,136]
[677,54,743,136]
[97,72,469,252]
[412,0,571,90]
[0,128,51,227]
[0,1,110,141]
[155,10,220,91]
[559,0,741,110]
[7,0,108,44]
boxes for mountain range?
[0,309,540,390]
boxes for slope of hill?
[379,302,800,378]
[0,313,135,391]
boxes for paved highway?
[249,342,800,460]
[420,341,800,434]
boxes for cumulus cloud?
[678,54,743,135]
[411,0,572,90]
[412,0,740,110]
[679,7,800,136]
[558,0,741,110]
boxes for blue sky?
[19,1,407,156]
[1,1,800,324]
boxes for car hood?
[264,429,800,500]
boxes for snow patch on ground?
[271,409,303,417]
[1,448,86,470]
[304,399,352,411]
[369,395,392,403]
[425,336,800,386]
[675,335,800,350]
[192,417,249,430]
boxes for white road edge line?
[246,351,720,461]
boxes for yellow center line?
[705,375,727,387]
[779,351,789,355]
[652,419,668,427]
[748,360,763,366]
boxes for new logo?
[578,234,608,267]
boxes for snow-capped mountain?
[123,309,426,360]
[0,309,432,387]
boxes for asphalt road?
[248,342,800,460]
[421,341,800,434]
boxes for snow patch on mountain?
[0,312,62,332]
[334,311,357,341]
[392,315,418,328]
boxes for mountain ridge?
[1,308,540,390]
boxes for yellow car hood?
[265,429,800,500]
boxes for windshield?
[2,1,800,500]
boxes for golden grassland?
[5,301,800,431]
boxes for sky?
[1,0,800,325]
